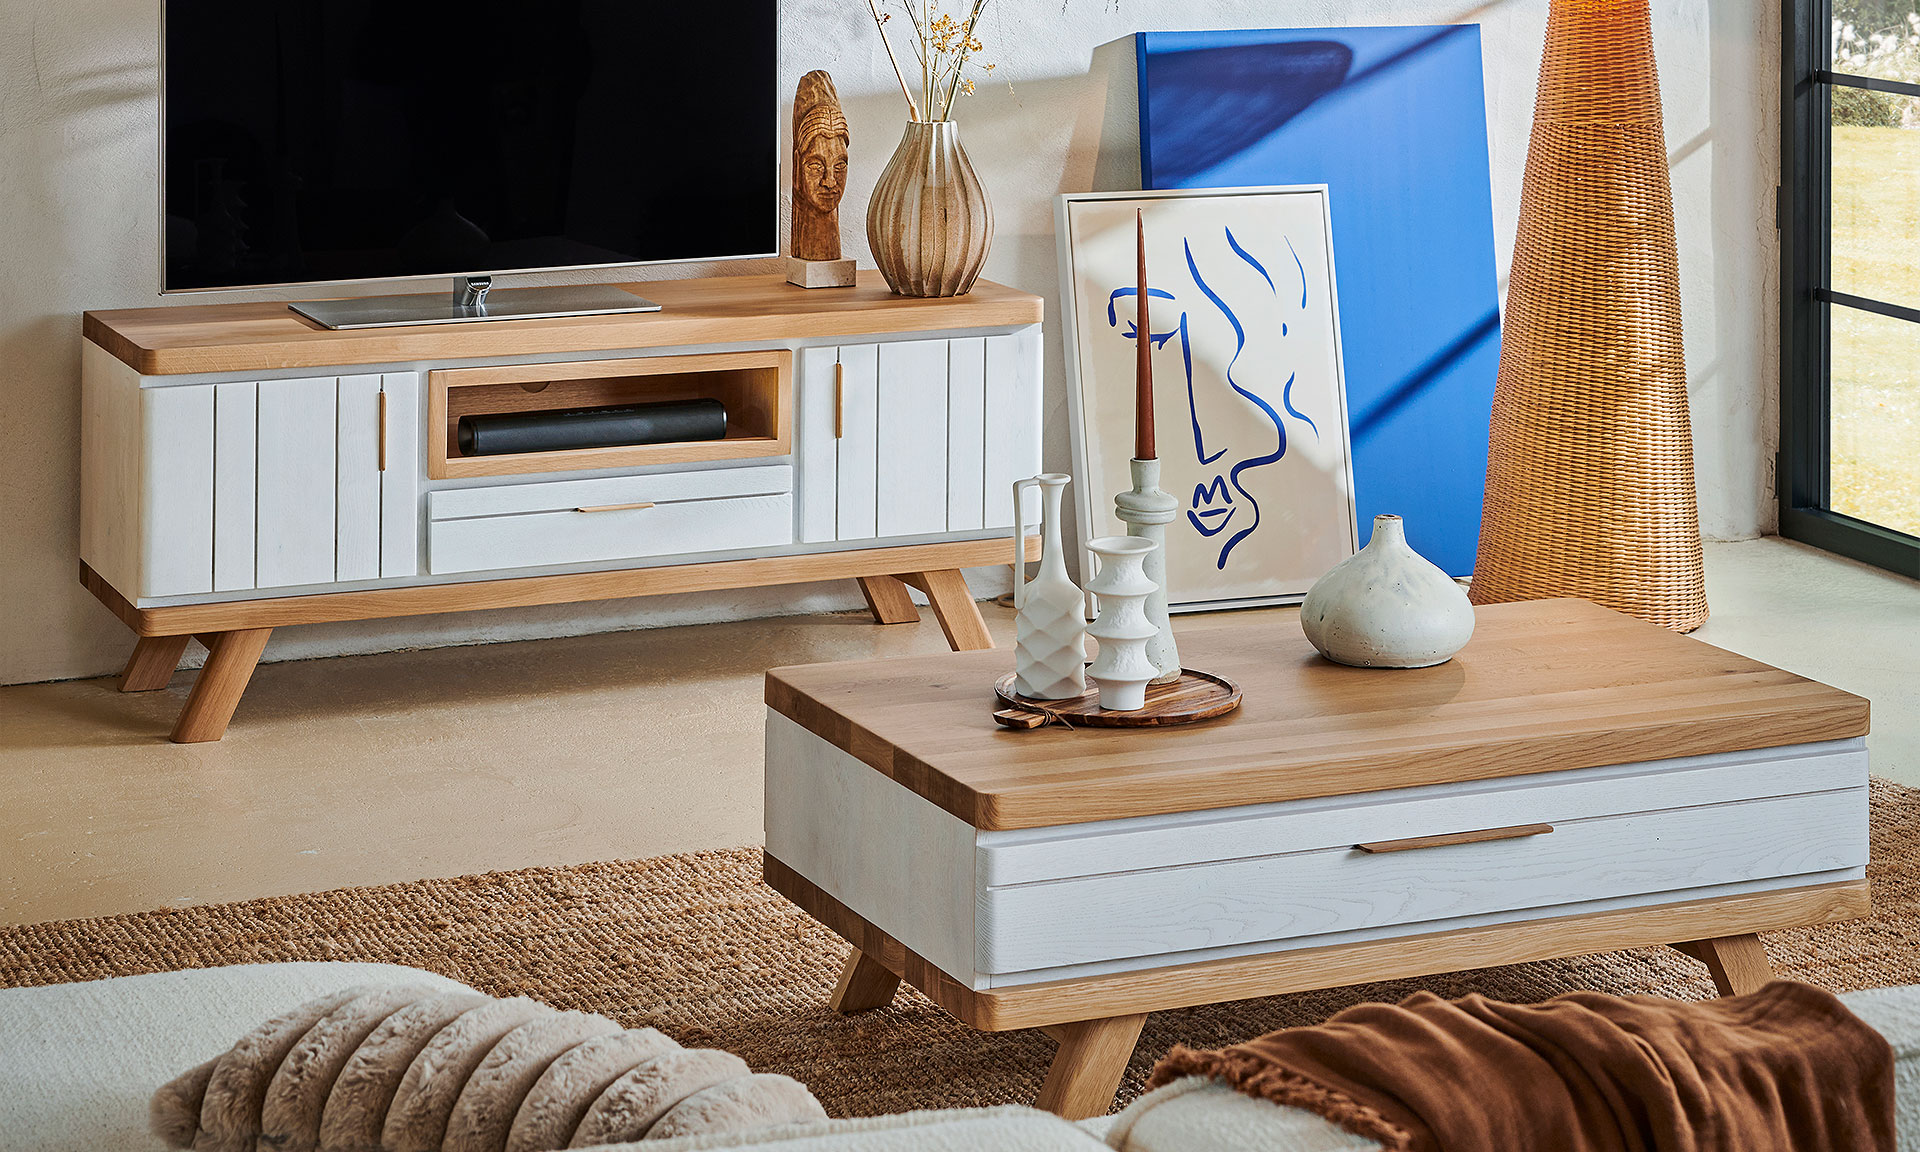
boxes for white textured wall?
[0,0,1778,685]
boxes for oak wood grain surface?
[764,598,1871,830]
[85,273,1042,376]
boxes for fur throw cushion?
[150,985,826,1151]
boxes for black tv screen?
[162,0,779,291]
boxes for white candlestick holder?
[1085,535,1161,711]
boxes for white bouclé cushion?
[598,1106,1112,1151]
[0,962,473,1152]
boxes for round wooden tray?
[992,669,1242,729]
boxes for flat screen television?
[162,0,780,325]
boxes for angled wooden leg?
[118,635,191,693]
[1034,1013,1149,1120]
[856,575,922,626]
[170,628,272,744]
[829,947,902,1013]
[900,569,994,652]
[1672,933,1774,996]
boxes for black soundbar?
[457,399,728,457]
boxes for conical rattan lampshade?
[1469,0,1708,632]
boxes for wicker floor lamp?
[1469,0,1708,632]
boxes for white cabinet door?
[205,374,418,592]
[801,329,1043,545]
[255,377,339,589]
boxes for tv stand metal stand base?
[291,279,661,330]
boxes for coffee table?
[761,598,1871,1118]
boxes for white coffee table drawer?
[428,466,794,575]
[975,785,1866,975]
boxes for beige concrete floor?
[3,537,1916,927]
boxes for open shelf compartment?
[427,350,792,480]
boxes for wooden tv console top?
[85,271,1043,376]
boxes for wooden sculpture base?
[992,669,1241,729]
[787,258,858,289]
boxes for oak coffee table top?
[761,598,1872,1119]
[765,597,1869,831]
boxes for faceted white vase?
[1012,474,1086,699]
[1085,535,1160,711]
[1301,515,1475,669]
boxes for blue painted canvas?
[1138,26,1500,576]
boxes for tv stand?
[289,277,662,330]
[82,271,1045,741]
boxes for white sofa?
[3,963,1917,1152]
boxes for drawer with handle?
[973,740,1869,976]
[427,465,794,575]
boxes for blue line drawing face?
[1107,224,1320,571]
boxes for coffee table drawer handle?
[575,502,657,514]
[1354,823,1555,854]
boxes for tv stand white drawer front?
[426,466,795,575]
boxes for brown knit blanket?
[1150,981,1894,1152]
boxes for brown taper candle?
[1136,208,1155,461]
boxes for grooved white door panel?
[976,789,1867,975]
[336,375,383,583]
[796,347,840,544]
[255,377,338,589]
[212,382,257,593]
[140,384,216,598]
[379,373,422,579]
[985,327,1043,528]
[977,741,1871,886]
[835,343,879,540]
[946,337,987,532]
[428,493,793,576]
[876,339,950,538]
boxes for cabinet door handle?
[575,502,656,514]
[834,360,846,440]
[377,391,389,472]
[1354,823,1553,854]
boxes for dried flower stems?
[867,0,992,122]
[867,0,923,121]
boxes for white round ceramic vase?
[1301,514,1475,669]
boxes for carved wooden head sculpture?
[792,70,851,262]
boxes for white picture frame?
[1057,185,1359,611]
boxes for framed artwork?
[1057,185,1358,612]
[1137,26,1501,577]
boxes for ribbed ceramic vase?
[1469,0,1707,632]
[1302,515,1475,669]
[1085,536,1160,711]
[867,120,993,298]
[1012,474,1086,700]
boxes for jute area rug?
[5,781,1918,1118]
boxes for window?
[1780,0,1920,577]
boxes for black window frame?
[1779,0,1920,579]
